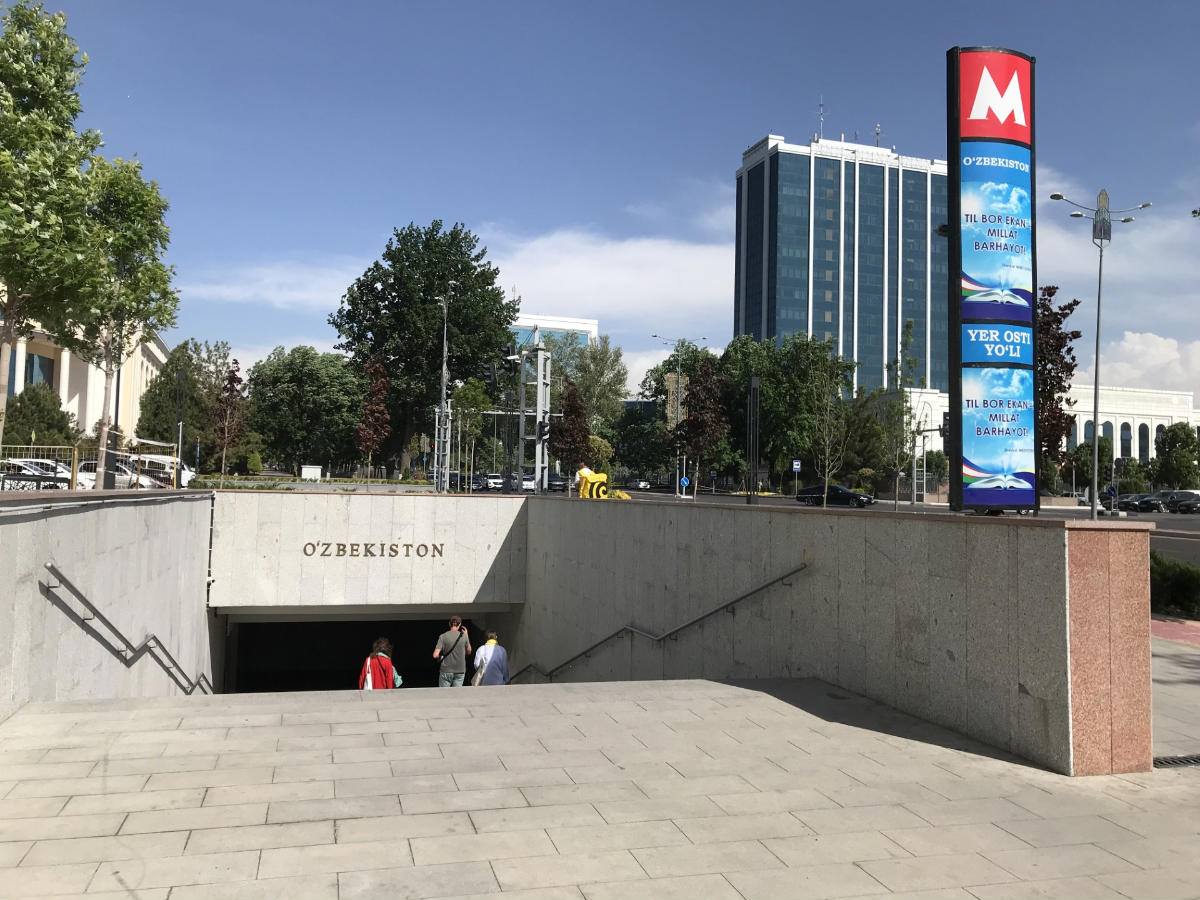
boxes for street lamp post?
[651,333,707,498]
[436,280,458,493]
[1050,191,1150,520]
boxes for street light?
[1050,191,1150,520]
[650,333,707,497]
[436,280,458,493]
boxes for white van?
[129,453,196,487]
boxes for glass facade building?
[735,136,949,392]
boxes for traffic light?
[483,362,498,388]
[1114,457,1126,475]
[537,419,550,441]
[502,344,520,375]
[940,411,950,439]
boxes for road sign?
[1107,485,1116,497]
[792,459,802,472]
[679,476,690,488]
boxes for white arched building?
[1065,384,1200,463]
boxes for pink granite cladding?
[1066,525,1153,776]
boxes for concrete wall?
[208,491,526,612]
[506,499,1151,776]
[0,492,215,721]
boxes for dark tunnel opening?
[231,617,481,692]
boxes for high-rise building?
[734,135,949,392]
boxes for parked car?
[1177,496,1200,514]
[627,478,650,490]
[2,459,68,489]
[1165,491,1200,513]
[485,473,504,491]
[547,473,568,492]
[468,474,486,492]
[1137,491,1173,513]
[1117,493,1148,511]
[77,459,159,489]
[521,473,536,492]
[796,484,874,508]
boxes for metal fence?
[1,445,79,490]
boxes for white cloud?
[1074,331,1200,401]
[179,257,368,311]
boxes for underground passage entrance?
[229,617,482,692]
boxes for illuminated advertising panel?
[947,47,1037,512]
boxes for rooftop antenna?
[874,123,882,147]
[817,95,825,140]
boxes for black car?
[796,484,874,508]
[547,473,568,492]
[1137,491,1172,513]
[1117,493,1148,511]
[1165,491,1200,513]
[1177,497,1200,514]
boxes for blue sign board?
[961,324,1033,366]
[961,367,1036,506]
[679,476,690,488]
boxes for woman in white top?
[472,631,510,686]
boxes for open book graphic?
[967,473,1029,490]
[967,288,1029,307]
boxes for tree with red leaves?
[1035,285,1082,487]
[356,357,392,482]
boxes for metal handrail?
[509,562,809,683]
[42,562,214,695]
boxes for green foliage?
[0,382,79,444]
[1149,550,1200,619]
[451,377,491,442]
[1155,422,1200,488]
[245,450,263,475]
[1115,457,1149,493]
[925,449,949,486]
[247,346,365,474]
[136,339,230,470]
[839,388,886,481]
[574,335,628,428]
[212,360,247,482]
[1070,437,1113,488]
[588,434,614,473]
[878,320,921,507]
[0,1,100,442]
[611,403,670,476]
[329,220,518,471]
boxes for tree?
[612,403,671,478]
[588,434,614,473]
[247,346,364,475]
[670,356,728,498]
[839,387,886,486]
[71,156,177,490]
[137,339,230,472]
[925,449,949,497]
[808,353,855,504]
[542,332,584,413]
[355,357,391,481]
[0,382,79,444]
[574,335,629,428]
[450,377,491,483]
[548,375,590,478]
[1070,437,1113,490]
[1034,285,1082,486]
[878,320,921,509]
[0,1,99,445]
[212,361,247,486]
[1155,422,1200,488]
[328,221,518,476]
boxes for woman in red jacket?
[359,637,402,689]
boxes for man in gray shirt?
[433,616,472,687]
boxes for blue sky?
[33,0,1200,394]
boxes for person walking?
[433,616,472,687]
[573,460,593,497]
[359,637,402,690]
[471,631,510,686]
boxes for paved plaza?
[0,640,1197,900]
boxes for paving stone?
[204,780,333,806]
[91,755,218,776]
[633,838,782,878]
[89,850,259,890]
[594,795,725,824]
[581,873,742,900]
[336,812,475,842]
[981,844,1138,881]
[339,860,499,899]
[547,821,689,855]
[61,787,205,815]
[7,774,147,798]
[22,890,168,900]
[521,782,646,807]
[453,768,572,791]
[399,787,528,815]
[708,787,838,815]
[672,810,812,843]
[0,762,93,781]
[168,873,341,900]
[0,842,29,866]
[762,830,912,866]
[411,829,556,866]
[859,852,1018,892]
[562,763,681,785]
[218,749,332,770]
[797,803,931,835]
[995,814,1142,847]
[1096,807,1200,838]
[273,761,393,783]
[281,708,381,726]
[882,822,1030,856]
[267,795,400,823]
[0,862,99,899]
[120,802,267,834]
[471,802,605,833]
[493,850,646,891]
[822,781,949,807]
[901,796,1042,826]
[258,840,413,878]
[727,863,889,899]
[22,832,188,866]
[185,820,333,853]
[1095,868,1200,900]
[634,774,757,798]
[968,875,1127,899]
[0,795,67,818]
[1006,788,1137,820]
[144,767,274,791]
[0,812,124,842]
[337,744,447,765]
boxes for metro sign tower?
[946,47,1038,512]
